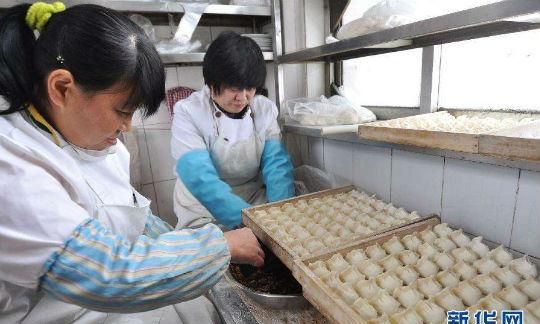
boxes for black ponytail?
[0,4,36,114]
[0,4,165,117]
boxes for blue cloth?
[41,219,229,313]
[177,150,250,228]
[260,139,294,202]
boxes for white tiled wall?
[391,150,444,217]
[352,143,392,201]
[314,138,540,258]
[441,159,519,246]
[509,170,540,256]
[322,140,353,186]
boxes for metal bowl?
[225,270,310,310]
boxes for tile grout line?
[389,148,394,203]
[508,169,522,248]
[440,157,447,219]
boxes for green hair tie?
[26,2,66,32]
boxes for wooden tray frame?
[292,216,441,324]
[479,120,540,161]
[358,112,480,153]
[242,185,434,270]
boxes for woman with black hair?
[0,2,263,323]
[171,31,295,230]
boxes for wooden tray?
[479,120,540,161]
[242,185,431,270]
[358,112,480,153]
[292,216,441,324]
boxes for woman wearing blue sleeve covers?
[171,32,295,230]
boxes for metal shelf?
[278,0,540,64]
[1,1,271,17]
[282,123,360,137]
[160,51,273,65]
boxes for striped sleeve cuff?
[144,213,174,239]
[40,218,230,313]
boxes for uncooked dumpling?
[354,224,374,236]
[370,291,401,315]
[397,250,419,266]
[526,300,540,318]
[417,242,438,258]
[401,233,422,251]
[340,266,365,284]
[395,265,419,285]
[433,252,455,270]
[357,260,384,279]
[393,286,424,309]
[453,280,482,307]
[382,236,405,254]
[433,237,457,253]
[497,285,529,309]
[434,288,466,311]
[419,228,437,244]
[451,247,478,263]
[433,223,453,237]
[323,236,340,248]
[355,279,380,299]
[415,276,443,296]
[378,255,402,272]
[450,261,477,280]
[309,260,330,277]
[510,255,538,279]
[435,270,460,288]
[322,271,343,289]
[470,273,502,295]
[415,300,446,323]
[473,257,499,274]
[468,236,490,257]
[337,283,360,305]
[489,245,513,266]
[492,266,521,287]
[517,277,540,300]
[352,297,378,320]
[365,244,387,261]
[478,294,510,312]
[327,253,350,272]
[346,249,368,265]
[449,229,471,247]
[375,272,403,294]
[415,256,439,278]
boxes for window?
[343,50,422,108]
[341,0,423,109]
[438,29,540,112]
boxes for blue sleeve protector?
[260,139,294,202]
[176,150,249,228]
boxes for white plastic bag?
[337,0,430,40]
[155,3,207,54]
[286,95,376,126]
[337,0,504,40]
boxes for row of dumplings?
[307,223,539,323]
[371,111,535,135]
[251,190,421,257]
[254,190,419,223]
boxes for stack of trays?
[242,186,539,323]
[242,33,272,51]
[294,221,540,324]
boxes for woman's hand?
[224,228,264,267]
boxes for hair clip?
[56,55,65,64]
